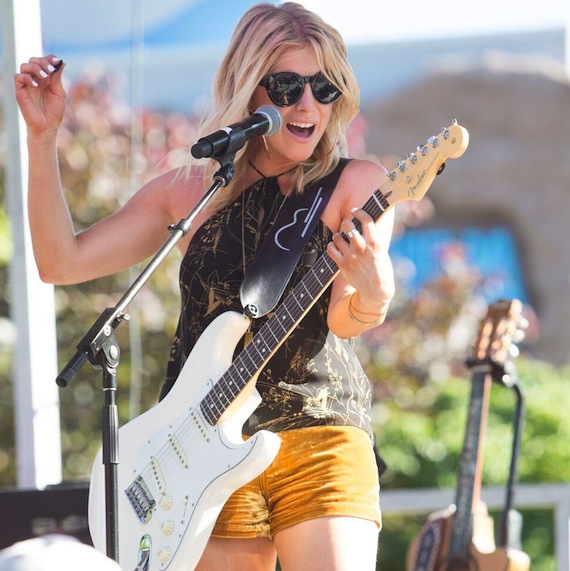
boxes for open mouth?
[286,122,315,138]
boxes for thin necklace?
[241,162,296,277]
[247,159,296,180]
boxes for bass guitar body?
[407,508,530,570]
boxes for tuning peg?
[512,328,526,344]
[427,136,439,148]
[396,160,408,172]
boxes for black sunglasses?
[258,71,342,107]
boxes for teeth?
[288,122,314,128]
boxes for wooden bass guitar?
[407,299,531,570]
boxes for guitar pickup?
[168,434,189,469]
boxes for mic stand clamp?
[55,155,237,563]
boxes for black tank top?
[160,173,373,437]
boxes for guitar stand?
[55,155,238,564]
[494,367,525,550]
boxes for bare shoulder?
[336,158,388,209]
[324,157,391,232]
[343,157,388,183]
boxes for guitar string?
[129,167,296,489]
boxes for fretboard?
[448,367,492,564]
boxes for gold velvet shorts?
[211,425,382,539]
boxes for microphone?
[191,105,282,159]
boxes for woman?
[15,2,395,569]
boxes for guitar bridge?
[126,475,156,524]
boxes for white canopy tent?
[1,0,61,489]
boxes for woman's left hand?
[327,207,394,312]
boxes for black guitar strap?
[240,158,350,319]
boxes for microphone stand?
[56,153,237,564]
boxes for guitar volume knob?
[158,546,172,565]
[160,494,173,511]
[161,520,175,536]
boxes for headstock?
[386,121,469,206]
[471,298,528,367]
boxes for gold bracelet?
[347,292,386,326]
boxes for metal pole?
[0,0,62,488]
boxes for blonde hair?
[191,2,360,207]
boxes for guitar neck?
[199,188,392,425]
[197,123,468,425]
[448,367,493,562]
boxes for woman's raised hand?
[14,55,66,138]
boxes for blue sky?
[38,0,569,55]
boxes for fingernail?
[47,64,56,72]
[52,57,61,63]
[40,70,48,78]
[32,80,39,87]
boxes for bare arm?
[14,55,185,284]
[326,158,395,338]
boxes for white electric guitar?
[88,122,469,571]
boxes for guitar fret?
[251,334,272,361]
[274,309,290,332]
[371,192,386,211]
[265,321,281,344]
[313,265,327,285]
[322,255,336,273]
[226,355,247,384]
[222,372,240,400]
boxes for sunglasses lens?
[265,73,303,106]
[261,72,342,107]
[311,74,342,104]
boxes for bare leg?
[274,516,379,571]
[195,536,277,571]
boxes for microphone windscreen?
[255,105,282,136]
